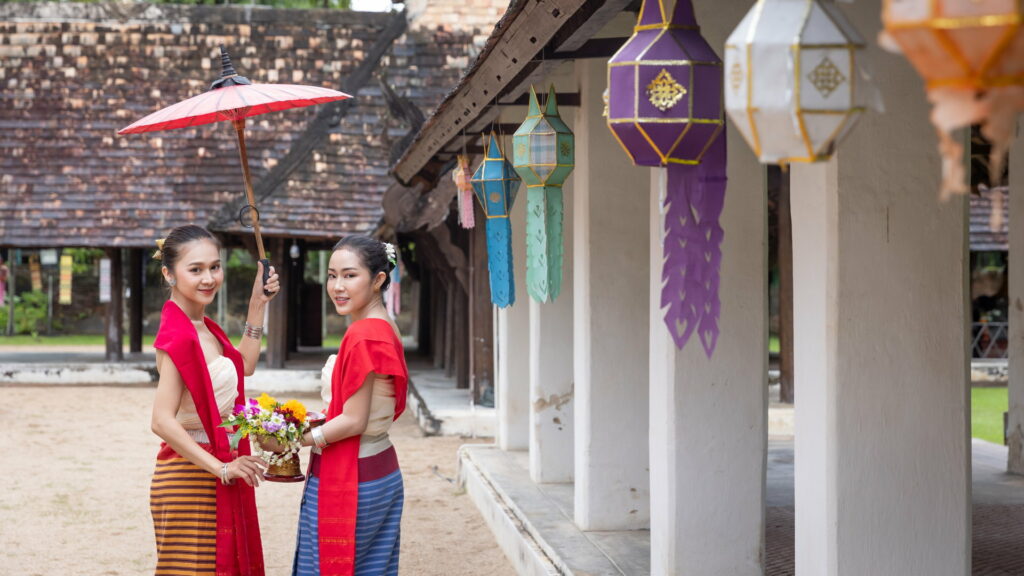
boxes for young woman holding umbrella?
[149,224,280,576]
[289,235,408,576]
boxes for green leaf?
[228,430,243,451]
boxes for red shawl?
[319,318,408,575]
[153,300,265,576]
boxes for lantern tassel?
[486,217,515,308]
[455,154,476,229]
[662,134,726,356]
[460,187,477,229]
[526,186,564,302]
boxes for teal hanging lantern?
[471,132,521,308]
[512,85,575,303]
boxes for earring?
[168,279,176,287]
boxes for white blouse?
[176,356,238,429]
[320,354,396,457]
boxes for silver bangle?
[243,322,263,340]
[311,426,328,450]
[220,462,230,485]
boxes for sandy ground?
[0,387,515,576]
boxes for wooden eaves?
[389,0,635,188]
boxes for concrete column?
[529,153,575,484]
[791,2,971,572]
[573,56,650,530]
[496,170,531,451]
[646,3,768,573]
[1009,119,1024,474]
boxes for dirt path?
[0,387,515,576]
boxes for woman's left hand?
[251,260,281,305]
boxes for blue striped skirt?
[292,448,404,576]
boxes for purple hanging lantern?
[607,0,727,357]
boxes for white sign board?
[99,258,111,303]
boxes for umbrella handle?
[260,258,273,297]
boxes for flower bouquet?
[221,393,312,482]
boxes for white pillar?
[497,174,531,451]
[1009,119,1024,474]
[791,3,971,572]
[573,56,650,530]
[648,8,767,573]
[529,158,575,484]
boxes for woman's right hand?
[225,455,267,487]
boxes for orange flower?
[282,399,307,423]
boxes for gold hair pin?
[152,238,166,261]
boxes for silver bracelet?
[220,462,231,485]
[243,322,263,340]
[311,426,328,450]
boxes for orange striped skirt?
[150,445,218,576]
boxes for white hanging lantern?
[725,0,877,164]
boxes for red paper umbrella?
[119,46,351,289]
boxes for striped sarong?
[292,447,404,576]
[150,451,218,575]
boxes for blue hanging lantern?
[513,85,575,303]
[471,132,521,308]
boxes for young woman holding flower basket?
[290,235,408,576]
[148,225,280,576]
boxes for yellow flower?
[257,393,277,410]
[282,399,307,423]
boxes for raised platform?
[406,360,495,437]
[458,444,648,576]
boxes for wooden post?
[105,248,124,362]
[455,284,470,389]
[286,240,302,353]
[470,213,494,402]
[432,272,446,369]
[128,248,144,354]
[778,168,795,403]
[5,250,15,336]
[266,238,288,368]
[444,284,456,378]
[417,275,431,356]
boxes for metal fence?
[972,322,1008,359]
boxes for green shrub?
[0,290,50,337]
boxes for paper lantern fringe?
[662,135,726,357]
[525,187,564,302]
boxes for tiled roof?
[0,2,475,247]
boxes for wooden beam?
[392,0,591,185]
[393,0,634,185]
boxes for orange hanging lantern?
[880,0,1024,198]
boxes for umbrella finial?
[210,44,252,90]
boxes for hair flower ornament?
[383,242,398,267]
